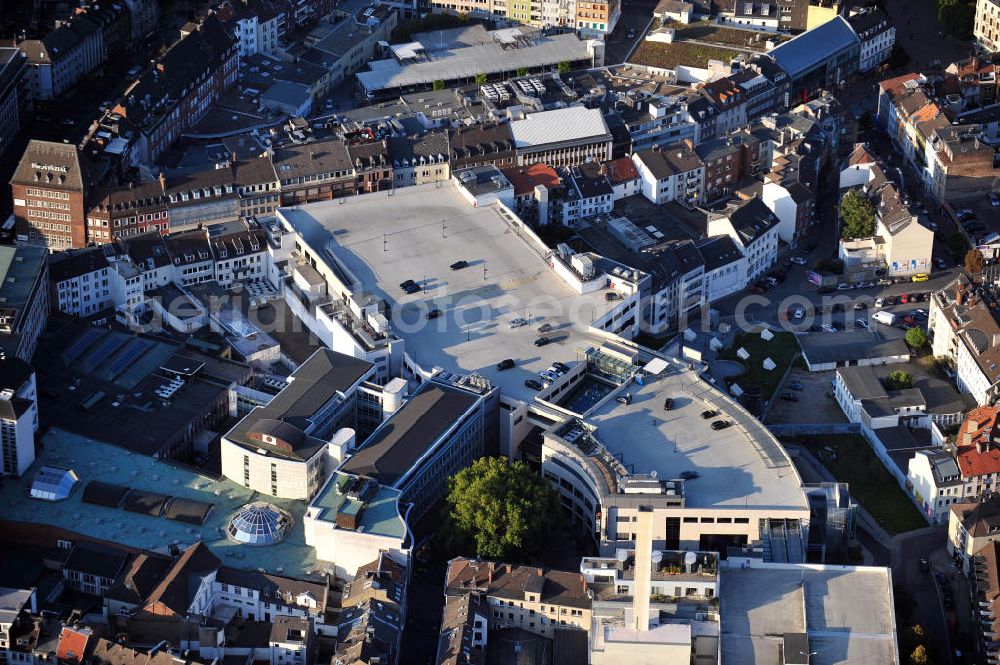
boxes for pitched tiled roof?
[956,406,1000,478]
[603,157,639,184]
[56,626,92,664]
[501,163,562,197]
[106,552,174,606]
[445,558,591,610]
[143,542,220,614]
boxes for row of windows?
[27,209,71,222]
[25,188,70,200]
[27,198,70,210]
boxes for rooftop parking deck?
[586,365,806,511]
[1,429,322,581]
[278,184,622,402]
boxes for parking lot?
[765,367,847,424]
[951,191,1000,247]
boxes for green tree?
[840,189,877,240]
[910,643,929,665]
[886,370,914,390]
[474,73,488,85]
[905,327,927,350]
[888,43,912,70]
[433,79,445,91]
[937,0,974,37]
[444,456,560,560]
[966,248,985,274]
[557,61,571,74]
[516,67,529,77]
[948,232,969,257]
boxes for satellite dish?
[684,551,697,566]
[651,551,663,564]
[616,549,628,563]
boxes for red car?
[899,293,909,304]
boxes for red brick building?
[10,140,92,249]
[86,178,170,243]
[113,15,238,164]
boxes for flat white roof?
[720,565,898,665]
[509,107,612,149]
[357,31,594,92]
[587,368,807,510]
[278,184,618,402]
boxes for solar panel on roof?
[81,335,127,373]
[63,328,105,364]
[122,489,171,517]
[107,339,154,380]
[81,481,129,508]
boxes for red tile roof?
[501,163,561,197]
[878,72,922,98]
[57,626,91,664]
[604,157,639,184]
[956,406,1000,478]
[847,143,877,166]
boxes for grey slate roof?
[225,349,374,459]
[340,381,479,486]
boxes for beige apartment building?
[975,0,1000,52]
[444,558,592,638]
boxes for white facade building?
[49,247,114,319]
[849,8,896,72]
[0,358,38,477]
[631,144,705,205]
[220,349,376,500]
[706,197,779,286]
[928,277,1000,407]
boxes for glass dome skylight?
[227,502,291,545]
[29,466,79,501]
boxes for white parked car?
[856,318,869,329]
[509,317,528,328]
[875,297,885,308]
[821,323,837,333]
[791,256,807,265]
[837,283,853,291]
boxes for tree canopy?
[937,0,974,37]
[886,370,914,391]
[840,189,877,240]
[905,327,926,350]
[966,248,985,275]
[444,456,561,560]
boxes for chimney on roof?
[956,283,965,306]
[158,172,166,193]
